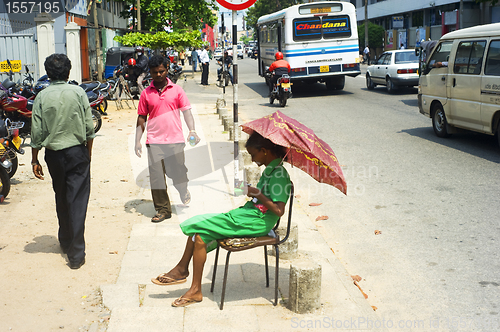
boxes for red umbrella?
[241,111,346,195]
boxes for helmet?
[275,52,284,60]
[128,58,136,66]
[135,46,144,53]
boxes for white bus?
[257,1,360,90]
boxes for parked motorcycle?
[265,71,292,107]
[0,119,12,201]
[0,118,24,178]
[217,60,231,87]
[0,83,32,139]
[168,62,183,84]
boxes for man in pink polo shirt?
[135,55,200,223]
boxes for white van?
[417,23,500,147]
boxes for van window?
[453,41,486,75]
[428,41,453,67]
[485,40,500,76]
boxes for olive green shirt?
[30,81,95,151]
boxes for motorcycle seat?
[79,82,100,92]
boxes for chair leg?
[210,245,220,293]
[274,245,279,306]
[264,245,269,287]
[220,251,231,310]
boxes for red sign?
[216,0,257,11]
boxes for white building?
[349,0,500,48]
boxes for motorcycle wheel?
[5,151,18,178]
[279,94,287,107]
[224,74,230,87]
[0,166,10,201]
[92,109,102,133]
[102,99,108,113]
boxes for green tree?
[114,30,205,49]
[117,0,217,31]
[240,35,252,45]
[358,22,385,49]
[245,0,296,35]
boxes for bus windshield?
[293,15,351,42]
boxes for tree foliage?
[357,22,385,49]
[114,30,205,50]
[245,0,296,33]
[116,0,218,31]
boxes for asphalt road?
[228,57,500,331]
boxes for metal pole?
[93,0,103,82]
[232,10,240,194]
[364,0,368,48]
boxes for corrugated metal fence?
[0,17,38,83]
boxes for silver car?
[366,50,419,93]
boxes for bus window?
[293,17,322,41]
[485,40,500,76]
[322,16,351,39]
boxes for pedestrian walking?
[186,48,192,66]
[363,45,371,65]
[191,48,198,72]
[135,55,200,223]
[30,53,95,270]
[179,49,185,66]
[200,45,210,85]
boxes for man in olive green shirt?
[30,53,95,270]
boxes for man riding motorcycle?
[267,52,291,95]
[217,50,233,85]
[135,46,149,95]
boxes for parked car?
[365,50,419,93]
[213,48,223,61]
[236,44,244,59]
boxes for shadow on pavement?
[400,127,500,163]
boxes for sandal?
[151,213,171,223]
[181,190,191,205]
[151,273,187,286]
[171,296,202,307]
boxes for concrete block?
[289,259,322,314]
[100,284,140,311]
[268,222,298,260]
[218,107,227,120]
[223,115,232,132]
[240,150,252,169]
[229,125,241,141]
[244,165,261,187]
[216,98,225,110]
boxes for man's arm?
[182,109,200,144]
[31,148,44,180]
[135,115,147,157]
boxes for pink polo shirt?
[137,79,191,144]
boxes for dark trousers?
[44,145,90,264]
[147,144,188,215]
[201,62,209,85]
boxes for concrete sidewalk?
[101,67,384,332]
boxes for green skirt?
[179,202,279,252]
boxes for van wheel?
[432,104,451,138]
[386,77,396,93]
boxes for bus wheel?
[326,76,345,90]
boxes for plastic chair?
[210,182,294,310]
